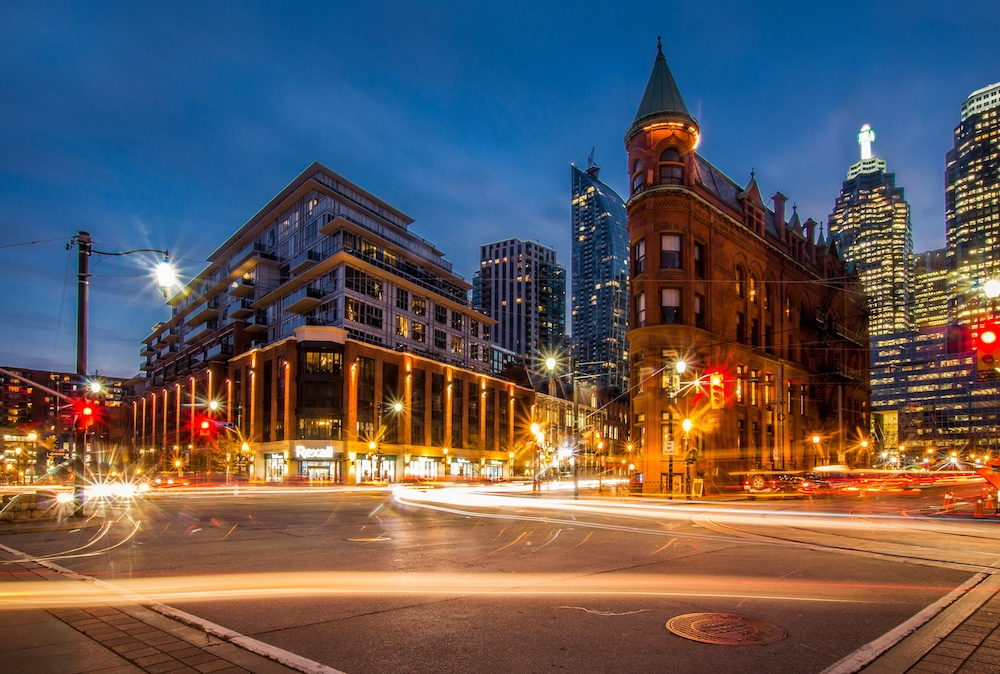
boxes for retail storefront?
[355,455,397,483]
[293,445,344,482]
[406,456,442,480]
[264,453,286,483]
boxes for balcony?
[162,327,181,344]
[284,286,323,314]
[229,298,255,319]
[204,342,234,362]
[228,275,256,297]
[244,311,269,334]
[185,298,220,327]
[140,344,156,358]
[188,319,219,343]
[290,249,323,275]
[318,213,352,237]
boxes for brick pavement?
[0,547,336,674]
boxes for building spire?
[847,123,887,178]
[858,124,875,160]
[625,38,698,143]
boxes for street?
[1,481,998,673]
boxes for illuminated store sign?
[294,446,335,460]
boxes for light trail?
[390,486,1000,571]
[391,486,1000,539]
[0,520,114,566]
[0,569,938,611]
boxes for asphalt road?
[2,480,998,674]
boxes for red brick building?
[625,40,870,494]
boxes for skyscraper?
[947,81,1000,325]
[472,238,566,363]
[828,124,915,339]
[570,159,629,394]
[913,249,949,328]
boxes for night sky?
[2,1,998,377]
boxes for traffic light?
[71,397,101,429]
[709,373,724,409]
[193,414,218,441]
[976,322,1000,376]
[75,398,94,428]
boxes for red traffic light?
[976,322,1000,376]
[194,414,219,440]
[71,397,104,428]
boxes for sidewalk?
[0,543,339,674]
[853,573,1000,674]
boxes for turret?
[624,38,700,199]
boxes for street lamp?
[811,434,821,469]
[71,231,173,517]
[544,356,579,500]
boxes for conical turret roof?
[626,37,698,142]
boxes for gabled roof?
[626,37,698,141]
[737,169,765,209]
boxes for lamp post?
[811,434,821,470]
[682,418,692,497]
[71,231,173,517]
[530,422,542,494]
[545,356,579,500]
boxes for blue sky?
[2,1,998,377]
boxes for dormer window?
[659,148,683,185]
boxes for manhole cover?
[666,612,786,646]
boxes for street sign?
[214,421,236,429]
[663,441,675,456]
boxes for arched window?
[749,275,758,304]
[659,148,683,185]
[736,267,746,298]
[631,159,645,194]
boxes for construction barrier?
[943,492,954,513]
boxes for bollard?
[974,498,986,519]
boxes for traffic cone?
[974,499,986,519]
[987,491,996,513]
[943,492,954,513]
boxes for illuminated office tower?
[571,160,630,394]
[913,249,949,328]
[828,124,915,339]
[947,82,1000,325]
[472,238,566,362]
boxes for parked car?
[777,473,832,494]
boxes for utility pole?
[73,231,92,517]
